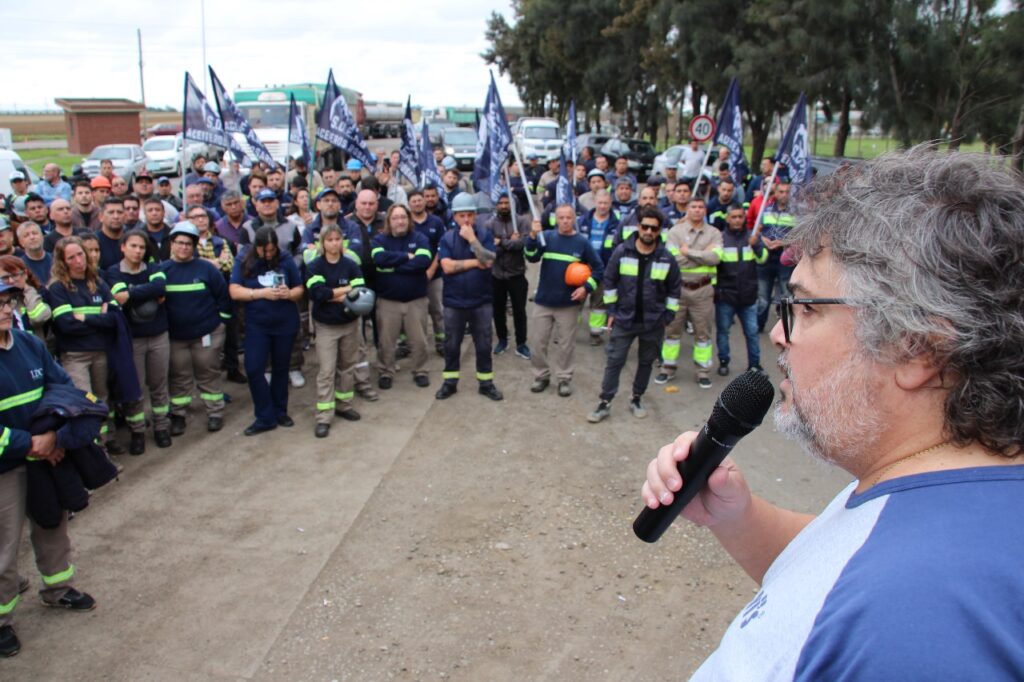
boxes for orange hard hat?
[564,261,592,288]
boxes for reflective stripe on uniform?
[152,404,170,415]
[662,338,681,365]
[603,288,618,304]
[306,275,326,288]
[165,282,207,293]
[588,311,607,333]
[442,371,459,379]
[0,386,43,413]
[334,391,354,401]
[650,262,670,281]
[26,301,48,320]
[41,563,75,586]
[541,252,579,264]
[414,248,432,259]
[619,256,639,276]
[125,412,146,424]
[0,594,18,615]
[693,340,713,368]
[476,372,494,381]
[170,396,193,406]
[665,296,680,312]
[317,401,336,412]
[52,304,73,317]
[200,392,224,402]
[0,427,10,458]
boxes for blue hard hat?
[449,193,477,214]
[169,221,200,242]
[343,287,376,316]
[346,159,363,171]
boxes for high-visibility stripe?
[370,247,384,257]
[52,304,73,317]
[110,282,128,294]
[0,386,43,412]
[619,256,639,276]
[377,267,394,274]
[720,247,740,262]
[541,252,579,263]
[149,272,167,281]
[219,312,231,320]
[166,282,207,293]
[152,404,170,415]
[524,247,538,258]
[334,390,354,401]
[442,371,459,379]
[26,301,49,320]
[345,251,362,265]
[693,340,713,368]
[603,288,618,304]
[317,401,336,411]
[350,278,365,287]
[476,372,494,381]
[662,338,681,365]
[650,262,670,281]
[666,297,680,312]
[99,424,109,435]
[200,392,224,402]
[125,412,146,424]
[0,594,18,615]
[0,427,10,458]
[41,564,75,586]
[306,275,326,288]
[170,396,192,406]
[303,249,320,264]
[680,265,717,275]
[588,311,607,333]
[585,276,597,290]
[414,248,433,259]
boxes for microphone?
[633,369,775,543]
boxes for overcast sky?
[1,0,521,112]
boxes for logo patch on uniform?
[740,590,768,628]
[30,368,44,380]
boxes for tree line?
[483,0,1024,168]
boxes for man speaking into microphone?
[640,147,1024,679]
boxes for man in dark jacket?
[587,206,681,423]
[435,194,502,401]
[485,191,531,358]
[715,204,766,375]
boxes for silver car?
[81,144,148,184]
[143,134,206,177]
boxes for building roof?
[55,98,145,114]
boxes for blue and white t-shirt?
[692,466,1024,681]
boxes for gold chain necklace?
[868,441,952,488]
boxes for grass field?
[19,148,85,176]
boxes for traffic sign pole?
[687,115,717,200]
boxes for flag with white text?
[209,66,274,167]
[316,69,375,168]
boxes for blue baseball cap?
[346,159,363,171]
[0,281,23,296]
[255,189,278,201]
[315,188,339,202]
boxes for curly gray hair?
[788,145,1024,457]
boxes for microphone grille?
[708,369,776,436]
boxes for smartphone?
[273,273,285,287]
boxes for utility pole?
[201,0,208,95]
[138,28,147,142]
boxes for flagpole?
[503,162,516,216]
[750,164,780,237]
[697,139,714,199]
[180,74,189,210]
[509,138,539,221]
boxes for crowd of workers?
[0,140,793,656]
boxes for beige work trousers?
[314,320,360,424]
[529,304,582,382]
[61,349,115,439]
[169,325,226,419]
[124,332,171,433]
[663,284,715,381]
[376,297,429,379]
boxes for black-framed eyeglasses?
[776,296,854,344]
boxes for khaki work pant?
[662,284,715,381]
[314,319,360,424]
[124,332,171,433]
[61,349,114,440]
[529,304,582,383]
[376,297,429,379]
[0,467,76,627]
[169,325,226,419]
[426,278,445,343]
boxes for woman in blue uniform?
[229,227,303,436]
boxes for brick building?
[55,98,145,154]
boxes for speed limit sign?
[689,115,715,142]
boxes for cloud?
[0,0,521,111]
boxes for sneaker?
[493,339,508,355]
[478,382,504,401]
[414,374,430,388]
[514,344,531,360]
[717,362,730,377]
[169,415,186,436]
[357,387,379,402]
[104,440,125,455]
[44,587,96,611]
[587,401,611,423]
[129,432,145,456]
[530,378,550,393]
[0,625,20,658]
[698,377,713,390]
[654,372,673,385]
[378,376,393,390]
[749,364,765,373]
[629,396,648,419]
[557,381,572,397]
[435,382,458,400]
[289,370,306,388]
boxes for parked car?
[576,133,611,157]
[599,138,657,182]
[143,134,206,177]
[511,117,562,161]
[81,144,148,184]
[439,127,479,171]
[0,149,38,196]
[146,122,182,138]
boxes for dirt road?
[8,317,849,680]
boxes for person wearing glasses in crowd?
[229,227,303,436]
[641,148,1024,679]
[0,256,50,337]
[588,205,681,423]
[161,222,232,436]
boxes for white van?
[512,118,563,161]
[0,149,37,196]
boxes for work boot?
[557,381,572,397]
[378,376,393,390]
[717,361,730,377]
[43,588,96,611]
[207,416,224,432]
[335,407,361,421]
[435,382,458,400]
[0,625,20,658]
[129,432,145,456]
[226,369,248,384]
[357,386,379,402]
[530,378,550,393]
[104,440,125,455]
[478,382,503,401]
[587,401,611,423]
[170,415,186,436]
[414,374,430,388]
[154,430,172,448]
[315,423,330,438]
